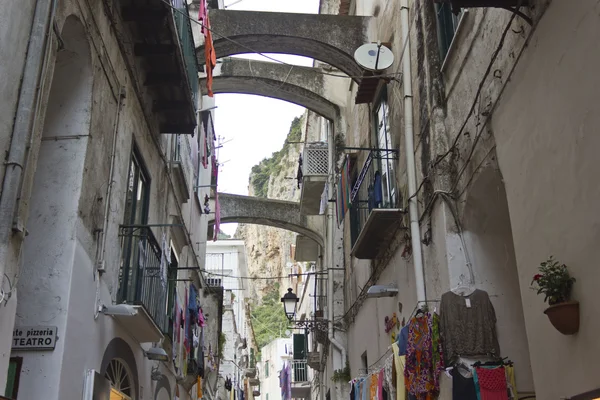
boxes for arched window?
[105,359,134,399]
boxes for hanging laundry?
[197,376,203,399]
[370,373,378,399]
[391,342,405,400]
[201,119,209,168]
[197,0,208,35]
[198,307,206,327]
[173,294,180,361]
[374,170,383,207]
[505,365,517,400]
[439,290,500,366]
[397,324,409,356]
[378,369,385,400]
[474,366,508,400]
[204,14,216,97]
[319,184,328,215]
[452,366,477,400]
[404,313,443,399]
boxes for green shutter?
[293,334,306,360]
[4,358,21,398]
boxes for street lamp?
[280,288,298,321]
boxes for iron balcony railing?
[173,1,199,108]
[291,359,309,382]
[349,149,399,248]
[118,226,169,334]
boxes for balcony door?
[119,148,150,303]
[374,93,396,208]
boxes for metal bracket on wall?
[290,319,329,333]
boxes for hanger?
[473,357,511,368]
[451,282,476,296]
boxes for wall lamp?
[99,304,138,317]
[145,347,169,362]
[366,285,399,298]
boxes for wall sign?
[12,326,57,351]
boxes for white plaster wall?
[259,338,292,400]
[5,1,215,399]
[491,0,600,397]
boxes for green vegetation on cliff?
[250,116,302,198]
[250,283,291,349]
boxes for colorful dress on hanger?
[404,313,442,400]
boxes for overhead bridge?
[209,193,324,247]
[196,10,371,80]
[200,58,348,120]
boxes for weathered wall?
[490,0,600,397]
[0,0,37,382]
[4,0,212,398]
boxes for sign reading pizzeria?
[12,326,57,351]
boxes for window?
[265,361,269,377]
[435,3,464,61]
[105,359,134,399]
[119,147,150,303]
[373,91,397,208]
[4,357,22,399]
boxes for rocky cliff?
[235,115,304,300]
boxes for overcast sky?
[214,0,319,235]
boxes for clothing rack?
[407,299,441,321]
[472,357,513,367]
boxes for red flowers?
[532,274,542,281]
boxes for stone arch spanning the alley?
[196,10,370,80]
[209,193,324,247]
[200,58,342,120]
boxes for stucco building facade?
[197,0,600,399]
[0,0,224,399]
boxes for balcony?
[300,143,329,215]
[170,134,192,202]
[291,359,311,399]
[294,235,319,262]
[117,226,169,343]
[307,352,323,371]
[119,0,198,133]
[350,150,405,259]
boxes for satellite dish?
[284,330,291,336]
[354,42,395,72]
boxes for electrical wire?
[201,270,306,280]
[159,0,406,80]
[407,11,520,205]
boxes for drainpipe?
[327,121,346,367]
[400,0,426,304]
[0,0,56,293]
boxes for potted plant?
[531,256,579,335]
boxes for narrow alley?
[0,0,599,400]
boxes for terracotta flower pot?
[544,301,580,335]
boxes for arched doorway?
[461,164,534,392]
[105,358,135,399]
[100,338,140,400]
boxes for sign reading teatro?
[12,326,57,351]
